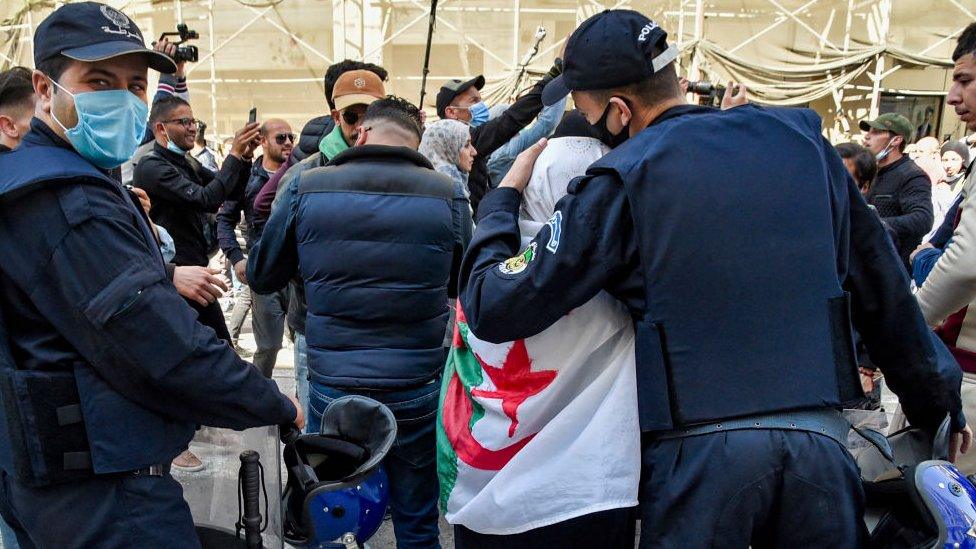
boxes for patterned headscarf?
[420,119,471,172]
[518,137,609,246]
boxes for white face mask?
[876,137,896,162]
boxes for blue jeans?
[309,381,441,549]
[0,514,19,549]
[293,332,310,429]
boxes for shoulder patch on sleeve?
[498,242,537,275]
[57,184,95,227]
[545,211,562,253]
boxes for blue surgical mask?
[468,101,489,127]
[164,130,189,155]
[49,78,148,170]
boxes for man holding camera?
[0,4,303,546]
[458,10,966,546]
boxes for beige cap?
[333,69,385,110]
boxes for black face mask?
[590,100,629,149]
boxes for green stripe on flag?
[436,320,486,511]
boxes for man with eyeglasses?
[135,96,259,339]
[216,118,295,378]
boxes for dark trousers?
[251,289,287,378]
[186,297,231,344]
[309,381,441,549]
[638,429,867,548]
[0,469,199,549]
[454,507,635,548]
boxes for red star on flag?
[471,340,557,437]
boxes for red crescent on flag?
[442,370,534,470]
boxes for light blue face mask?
[468,101,489,127]
[165,130,189,155]
[49,78,148,170]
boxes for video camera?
[685,81,727,107]
[156,24,199,64]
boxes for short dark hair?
[0,66,35,114]
[588,64,681,109]
[36,54,73,87]
[362,96,422,140]
[836,142,878,191]
[954,22,976,61]
[149,95,191,126]
[324,60,388,110]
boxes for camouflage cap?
[859,113,914,141]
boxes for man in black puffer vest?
[248,97,462,548]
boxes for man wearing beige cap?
[320,69,386,160]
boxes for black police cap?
[34,2,176,74]
[542,10,678,106]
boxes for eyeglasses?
[274,133,296,145]
[341,110,364,126]
[163,117,199,129]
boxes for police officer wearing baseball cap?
[860,112,935,267]
[0,3,304,546]
[458,9,966,546]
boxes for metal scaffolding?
[0,0,971,142]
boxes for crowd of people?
[4,2,976,548]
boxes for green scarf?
[318,123,350,160]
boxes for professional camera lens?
[686,81,715,95]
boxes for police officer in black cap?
[0,3,304,547]
[458,10,968,547]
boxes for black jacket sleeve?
[884,171,934,246]
[826,138,964,432]
[470,72,555,161]
[135,152,250,213]
[930,194,963,249]
[216,196,245,265]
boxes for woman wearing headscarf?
[437,124,639,548]
[420,119,477,248]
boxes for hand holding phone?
[248,107,257,125]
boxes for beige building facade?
[1,0,971,144]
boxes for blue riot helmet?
[282,395,397,548]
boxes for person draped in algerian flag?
[437,118,640,547]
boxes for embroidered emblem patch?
[100,5,139,39]
[545,211,562,253]
[354,77,367,89]
[498,242,537,275]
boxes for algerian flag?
[436,296,639,535]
